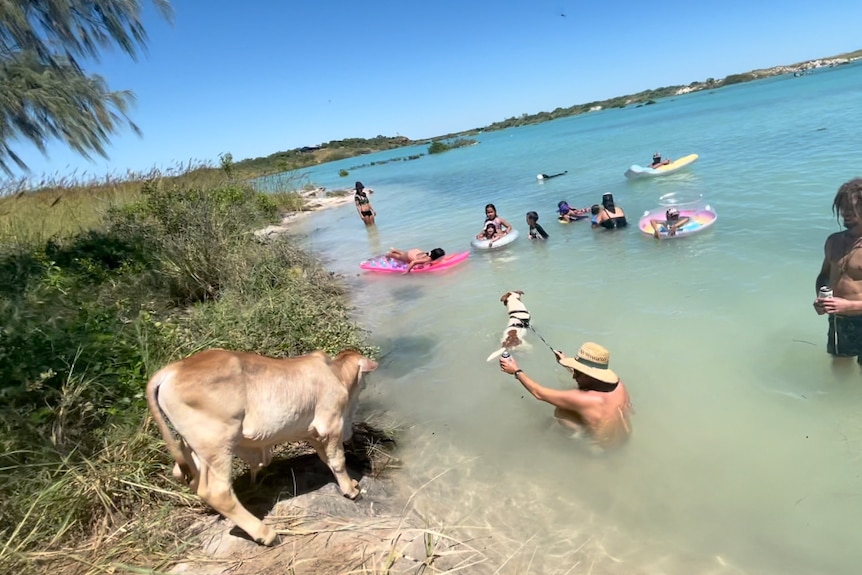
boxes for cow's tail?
[146,368,193,484]
[486,347,507,362]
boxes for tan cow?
[146,348,378,546]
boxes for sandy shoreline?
[254,187,355,239]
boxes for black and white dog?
[486,290,532,361]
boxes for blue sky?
[9,0,862,179]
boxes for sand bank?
[254,187,355,239]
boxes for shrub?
[428,138,477,154]
[0,169,371,571]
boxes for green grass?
[0,166,374,573]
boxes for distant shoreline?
[235,49,862,179]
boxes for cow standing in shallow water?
[146,348,378,546]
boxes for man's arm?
[512,370,599,412]
[815,236,833,295]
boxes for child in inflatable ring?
[649,207,690,238]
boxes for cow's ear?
[359,357,378,373]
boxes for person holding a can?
[813,178,862,362]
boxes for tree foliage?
[0,0,173,174]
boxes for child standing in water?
[526,211,549,240]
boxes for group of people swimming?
[363,171,689,273]
[385,195,634,274]
[477,194,631,248]
[552,193,629,229]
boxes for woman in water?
[354,181,376,226]
[595,193,628,229]
[479,204,513,237]
[385,247,446,273]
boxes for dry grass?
[0,162,305,244]
[3,416,403,575]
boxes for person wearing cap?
[354,181,376,226]
[594,193,628,229]
[499,342,632,449]
[649,207,690,238]
[557,200,588,222]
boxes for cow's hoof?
[256,526,278,546]
[344,485,361,500]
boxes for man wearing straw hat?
[499,342,632,449]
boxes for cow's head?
[332,349,378,443]
[332,349,378,391]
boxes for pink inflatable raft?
[638,206,717,239]
[360,251,470,273]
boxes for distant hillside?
[235,48,862,180]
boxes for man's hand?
[813,298,828,315]
[499,355,518,375]
[553,349,564,362]
[819,296,861,315]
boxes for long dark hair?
[355,181,366,197]
[602,193,615,211]
[834,178,862,221]
[485,203,497,221]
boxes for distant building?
[300,146,321,153]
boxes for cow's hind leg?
[310,435,360,499]
[173,438,200,489]
[196,449,277,546]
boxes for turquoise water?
[267,62,862,574]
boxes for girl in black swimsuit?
[354,181,376,226]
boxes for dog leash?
[529,324,558,353]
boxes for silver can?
[501,351,511,359]
[819,286,833,299]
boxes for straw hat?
[558,342,619,384]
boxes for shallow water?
[272,62,862,574]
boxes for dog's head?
[500,290,525,306]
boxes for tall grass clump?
[0,166,371,573]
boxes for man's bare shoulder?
[825,230,848,249]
